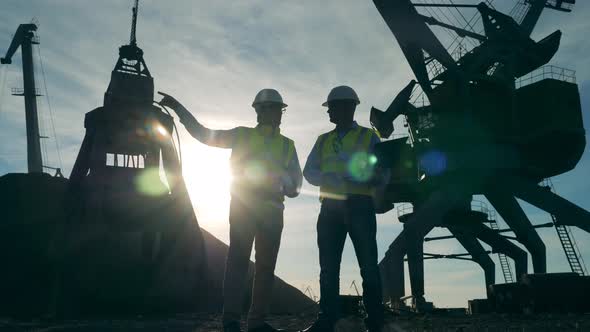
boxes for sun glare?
[181,141,232,231]
[156,124,168,136]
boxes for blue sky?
[1,0,590,308]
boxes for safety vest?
[229,126,295,200]
[319,126,376,199]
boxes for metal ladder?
[488,216,515,283]
[472,201,515,283]
[542,179,587,276]
[554,221,585,275]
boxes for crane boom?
[1,24,37,64]
[1,23,43,173]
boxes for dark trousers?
[317,195,383,328]
[222,198,284,329]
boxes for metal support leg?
[380,230,407,305]
[472,222,528,280]
[449,227,495,289]
[405,223,434,298]
[509,177,590,233]
[486,192,546,273]
[402,186,472,301]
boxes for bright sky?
[1,0,590,308]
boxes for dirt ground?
[2,312,590,332]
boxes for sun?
[180,141,232,231]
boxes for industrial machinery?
[0,20,71,317]
[56,0,208,315]
[370,0,589,312]
[0,1,315,318]
[0,1,207,316]
[1,23,43,173]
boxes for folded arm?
[303,138,323,187]
[282,149,303,198]
[303,138,342,188]
[303,133,390,188]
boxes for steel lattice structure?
[370,0,587,311]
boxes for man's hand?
[279,173,294,192]
[269,175,285,194]
[157,91,181,109]
[157,91,193,122]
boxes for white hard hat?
[252,88,288,108]
[322,85,360,106]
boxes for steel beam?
[449,227,495,288]
[509,178,590,233]
[486,192,546,273]
[456,221,528,280]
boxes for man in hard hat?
[159,89,302,332]
[302,86,385,332]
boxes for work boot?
[248,322,284,332]
[224,321,243,332]
[301,319,335,332]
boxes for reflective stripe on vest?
[319,126,375,198]
[229,127,294,198]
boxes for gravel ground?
[2,313,590,332]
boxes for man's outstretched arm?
[158,92,236,148]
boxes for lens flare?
[419,149,447,176]
[156,124,168,136]
[369,154,378,165]
[243,160,267,185]
[347,152,377,182]
[135,167,169,196]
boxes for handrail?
[516,65,576,88]
[396,203,413,218]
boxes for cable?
[155,101,183,172]
[418,1,457,41]
[416,1,456,79]
[0,65,7,118]
[449,0,478,47]
[35,53,50,169]
[27,48,52,169]
[37,41,63,170]
[408,1,495,108]
[30,42,49,168]
[447,2,487,56]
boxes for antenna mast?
[130,0,139,46]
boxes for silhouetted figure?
[302,86,386,332]
[159,89,302,332]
